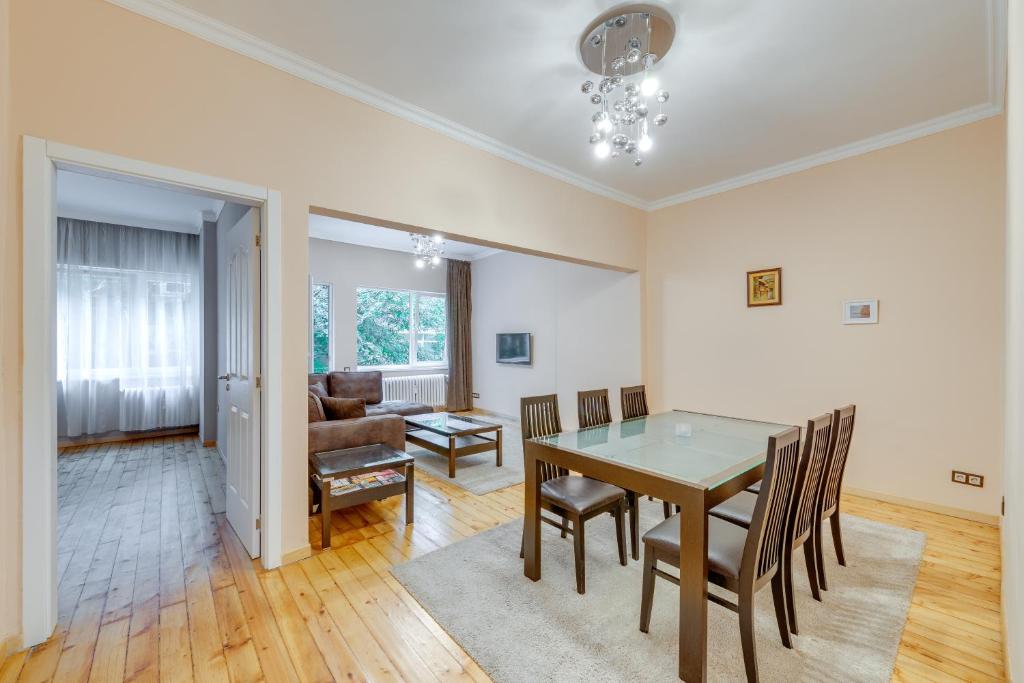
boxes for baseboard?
[281,544,311,565]
[58,425,199,449]
[202,439,217,448]
[845,487,1000,526]
[469,406,519,423]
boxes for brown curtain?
[446,259,473,411]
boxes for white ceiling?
[309,214,501,261]
[57,170,225,233]
[121,0,1004,209]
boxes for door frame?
[21,136,286,647]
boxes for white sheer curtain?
[57,218,201,437]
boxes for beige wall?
[1003,0,1022,677]
[646,116,1006,517]
[0,0,646,642]
[0,0,15,646]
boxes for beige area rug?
[392,498,924,682]
[406,416,524,495]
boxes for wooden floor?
[0,435,1005,682]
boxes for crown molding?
[647,102,1003,211]
[106,0,1006,214]
[104,0,650,210]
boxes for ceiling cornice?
[105,0,1007,214]
[647,102,1003,211]
[104,0,650,210]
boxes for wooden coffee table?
[309,444,414,549]
[404,412,503,478]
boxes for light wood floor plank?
[14,434,1006,682]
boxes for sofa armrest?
[308,414,406,455]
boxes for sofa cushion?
[366,400,433,417]
[308,373,327,390]
[308,393,326,422]
[308,381,328,398]
[327,370,383,404]
[320,396,367,421]
[308,414,406,454]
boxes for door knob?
[217,374,230,380]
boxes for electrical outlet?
[951,470,984,488]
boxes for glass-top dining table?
[522,410,794,682]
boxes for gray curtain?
[446,259,473,411]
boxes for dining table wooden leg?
[678,491,708,682]
[523,442,542,581]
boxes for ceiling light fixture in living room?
[578,5,674,167]
[410,233,445,268]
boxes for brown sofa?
[307,370,433,455]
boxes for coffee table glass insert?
[404,412,503,478]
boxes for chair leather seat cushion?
[745,480,761,495]
[642,515,747,579]
[709,491,757,528]
[540,475,626,514]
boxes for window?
[310,282,332,373]
[356,287,447,369]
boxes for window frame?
[308,279,333,373]
[355,285,448,372]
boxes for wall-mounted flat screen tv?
[496,333,532,366]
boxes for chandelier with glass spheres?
[410,233,445,269]
[577,6,675,167]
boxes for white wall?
[307,238,446,374]
[471,251,642,429]
[1004,0,1023,677]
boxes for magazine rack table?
[309,444,414,549]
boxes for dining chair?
[710,414,832,636]
[520,394,628,594]
[577,388,613,428]
[577,389,640,560]
[616,385,678,520]
[815,405,857,590]
[620,385,649,420]
[638,426,801,682]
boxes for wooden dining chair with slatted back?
[619,385,677,519]
[815,405,856,591]
[639,426,802,682]
[620,385,649,421]
[710,414,833,636]
[578,388,640,560]
[520,394,629,594]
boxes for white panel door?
[221,207,261,557]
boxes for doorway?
[21,138,285,648]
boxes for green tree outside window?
[311,283,331,373]
[356,287,446,368]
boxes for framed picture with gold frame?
[747,267,782,307]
